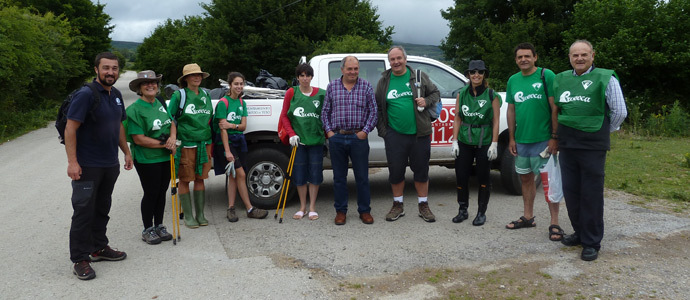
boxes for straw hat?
[128,70,162,93]
[177,63,210,84]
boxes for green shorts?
[515,141,549,175]
[515,155,548,175]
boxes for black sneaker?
[91,245,127,262]
[73,260,96,280]
[142,227,162,245]
[155,225,173,241]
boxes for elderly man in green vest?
[553,40,627,261]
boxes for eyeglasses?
[468,70,486,75]
[141,81,158,86]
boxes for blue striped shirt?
[321,77,378,134]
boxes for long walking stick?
[275,146,297,223]
[169,154,181,244]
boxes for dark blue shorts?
[292,145,324,186]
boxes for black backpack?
[55,82,100,144]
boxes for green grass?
[0,103,58,144]
[606,133,690,205]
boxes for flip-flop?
[308,211,319,220]
[293,211,305,220]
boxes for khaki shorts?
[178,145,212,182]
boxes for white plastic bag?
[539,154,563,203]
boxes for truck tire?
[500,148,522,195]
[245,146,295,209]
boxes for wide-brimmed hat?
[129,70,162,93]
[177,63,210,84]
[465,60,489,76]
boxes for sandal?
[308,211,319,220]
[549,225,564,241]
[506,216,536,229]
[293,211,305,220]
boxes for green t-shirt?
[506,67,555,143]
[386,71,416,135]
[125,98,173,164]
[213,96,248,145]
[456,87,502,146]
[168,88,212,145]
[288,87,326,146]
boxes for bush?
[627,101,690,138]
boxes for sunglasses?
[468,70,486,75]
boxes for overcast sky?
[94,0,454,45]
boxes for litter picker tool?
[274,146,297,223]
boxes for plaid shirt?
[321,77,378,134]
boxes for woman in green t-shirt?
[213,72,268,222]
[167,63,213,229]
[450,60,501,226]
[125,70,177,245]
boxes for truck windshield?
[407,62,466,98]
[328,60,386,90]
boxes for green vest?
[125,98,173,164]
[168,88,212,145]
[554,68,615,132]
[456,87,500,146]
[288,87,326,146]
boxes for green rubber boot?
[193,190,208,226]
[180,193,199,228]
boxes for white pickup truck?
[228,53,521,208]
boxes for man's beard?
[98,73,118,87]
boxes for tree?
[136,0,392,87]
[440,0,577,89]
[310,35,388,57]
[564,0,690,113]
[136,16,207,84]
[7,0,113,88]
[0,5,83,136]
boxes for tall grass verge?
[606,132,690,212]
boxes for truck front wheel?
[500,148,522,195]
[245,146,294,209]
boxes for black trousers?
[454,142,491,205]
[69,166,119,263]
[134,160,170,229]
[560,148,606,250]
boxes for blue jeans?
[328,133,371,213]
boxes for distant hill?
[395,42,447,63]
[111,41,141,52]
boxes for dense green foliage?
[311,35,388,57]
[0,0,112,141]
[6,0,112,88]
[441,0,577,90]
[564,0,690,114]
[136,0,392,87]
[441,0,690,115]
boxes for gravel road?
[0,71,687,299]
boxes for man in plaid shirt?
[321,56,378,226]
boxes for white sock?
[247,207,253,213]
[418,197,428,203]
[393,196,403,203]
